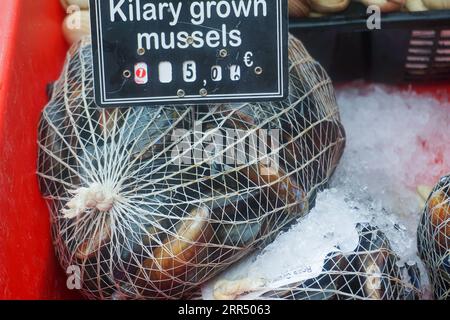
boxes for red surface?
[0,0,80,299]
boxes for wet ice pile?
[334,85,450,264]
[203,85,450,300]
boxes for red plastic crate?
[0,0,78,299]
[0,0,448,300]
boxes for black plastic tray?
[288,3,450,83]
[290,3,450,30]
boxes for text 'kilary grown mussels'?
[418,174,450,300]
[37,35,346,300]
[204,223,421,300]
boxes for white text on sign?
[107,0,268,51]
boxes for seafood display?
[37,35,346,300]
[29,0,446,302]
[417,175,450,299]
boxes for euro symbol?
[244,51,254,68]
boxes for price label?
[89,0,288,108]
[134,63,148,85]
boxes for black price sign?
[89,0,288,107]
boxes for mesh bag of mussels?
[203,221,422,300]
[37,34,348,300]
[418,175,450,300]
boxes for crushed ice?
[334,85,450,263]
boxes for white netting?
[417,175,450,300]
[37,35,345,299]
[202,189,422,300]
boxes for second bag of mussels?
[37,35,346,300]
